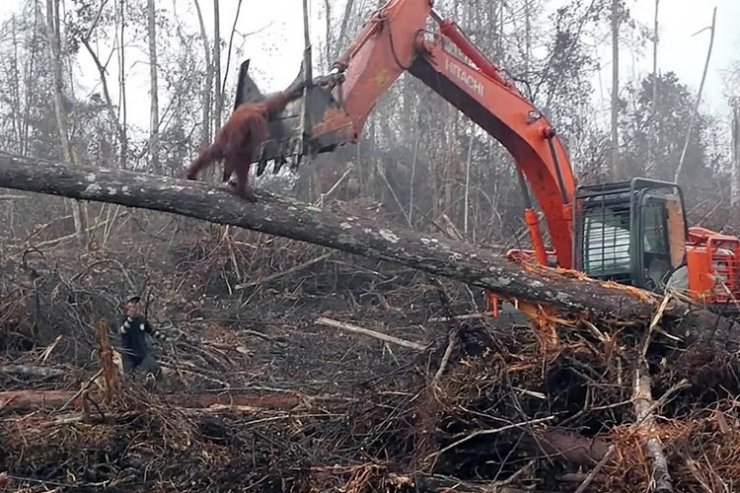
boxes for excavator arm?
[238,0,577,268]
[233,0,740,312]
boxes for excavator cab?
[573,178,688,293]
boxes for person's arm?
[118,315,137,353]
[119,314,134,335]
[143,318,173,343]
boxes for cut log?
[633,361,674,492]
[0,365,66,379]
[0,152,738,345]
[0,388,351,412]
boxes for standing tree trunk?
[8,16,22,153]
[610,0,620,179]
[213,0,222,131]
[147,0,160,174]
[21,8,42,157]
[674,7,716,184]
[463,129,473,237]
[323,0,331,69]
[524,0,531,77]
[221,0,243,100]
[193,0,212,153]
[732,98,740,225]
[45,0,86,242]
[80,40,127,164]
[118,0,128,169]
[332,0,355,61]
[647,0,659,174]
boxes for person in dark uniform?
[118,295,169,380]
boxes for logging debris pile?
[1,224,739,492]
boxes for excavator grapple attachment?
[232,59,346,176]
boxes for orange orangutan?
[185,81,305,202]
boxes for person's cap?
[125,295,142,304]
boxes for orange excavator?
[235,0,740,314]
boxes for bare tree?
[117,0,128,169]
[45,0,86,241]
[6,16,22,153]
[220,0,243,100]
[80,37,127,170]
[524,0,531,76]
[18,7,42,157]
[732,98,739,220]
[193,0,212,148]
[610,0,620,178]
[646,0,659,173]
[674,7,717,183]
[213,0,222,130]
[323,0,331,68]
[148,0,160,174]
[332,0,355,61]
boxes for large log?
[0,388,349,411]
[0,152,737,344]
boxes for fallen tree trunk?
[0,365,66,379]
[0,152,737,345]
[0,388,350,412]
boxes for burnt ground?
[1,211,739,492]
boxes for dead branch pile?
[3,317,739,491]
[411,325,740,491]
[1,217,739,491]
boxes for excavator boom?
[233,0,740,310]
[238,0,576,268]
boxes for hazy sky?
[602,0,739,119]
[0,0,738,130]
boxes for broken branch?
[0,388,352,412]
[0,365,66,379]
[315,317,427,351]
